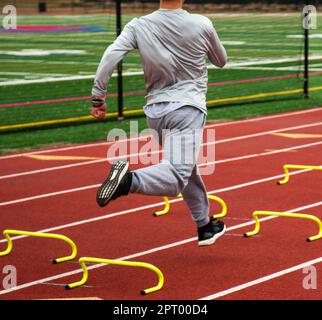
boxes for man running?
[91,0,228,246]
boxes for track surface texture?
[0,107,321,300]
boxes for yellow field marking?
[206,86,322,106]
[0,229,77,264]
[25,155,103,161]
[244,211,322,242]
[0,115,94,131]
[66,257,164,295]
[278,164,322,185]
[154,194,228,219]
[1,86,322,131]
[0,109,142,131]
[272,133,322,139]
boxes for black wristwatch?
[92,98,105,108]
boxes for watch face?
[92,99,104,107]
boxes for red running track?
[0,107,321,300]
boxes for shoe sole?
[96,160,129,207]
[198,225,226,246]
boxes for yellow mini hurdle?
[66,257,164,295]
[0,230,164,295]
[0,229,77,264]
[244,211,322,242]
[278,164,322,185]
[154,193,228,219]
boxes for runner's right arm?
[91,19,138,119]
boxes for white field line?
[0,74,95,86]
[0,107,321,161]
[199,254,322,300]
[0,59,100,66]
[0,70,142,86]
[0,72,70,77]
[0,121,321,181]
[0,167,316,238]
[214,55,322,69]
[2,56,322,86]
[0,200,321,296]
[310,63,322,67]
[207,13,308,17]
[231,66,322,72]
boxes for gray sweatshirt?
[92,8,227,114]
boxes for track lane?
[215,263,322,300]
[0,203,321,300]
[0,108,321,176]
[0,109,321,300]
[0,142,321,233]
[0,125,321,202]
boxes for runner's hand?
[91,96,106,119]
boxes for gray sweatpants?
[130,106,210,228]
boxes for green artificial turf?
[0,12,321,154]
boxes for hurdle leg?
[278,164,322,185]
[244,211,322,241]
[65,259,89,290]
[244,212,261,237]
[0,233,13,257]
[0,230,77,263]
[208,195,228,219]
[154,196,171,217]
[154,194,228,220]
[66,257,164,295]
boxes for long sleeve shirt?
[92,8,227,115]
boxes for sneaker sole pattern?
[97,160,129,207]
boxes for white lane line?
[0,141,321,207]
[0,201,321,296]
[0,184,99,207]
[199,256,322,300]
[0,107,320,161]
[204,141,322,167]
[0,168,315,244]
[1,121,321,180]
[208,122,322,146]
[206,107,322,128]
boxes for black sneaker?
[198,219,226,246]
[96,160,132,207]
